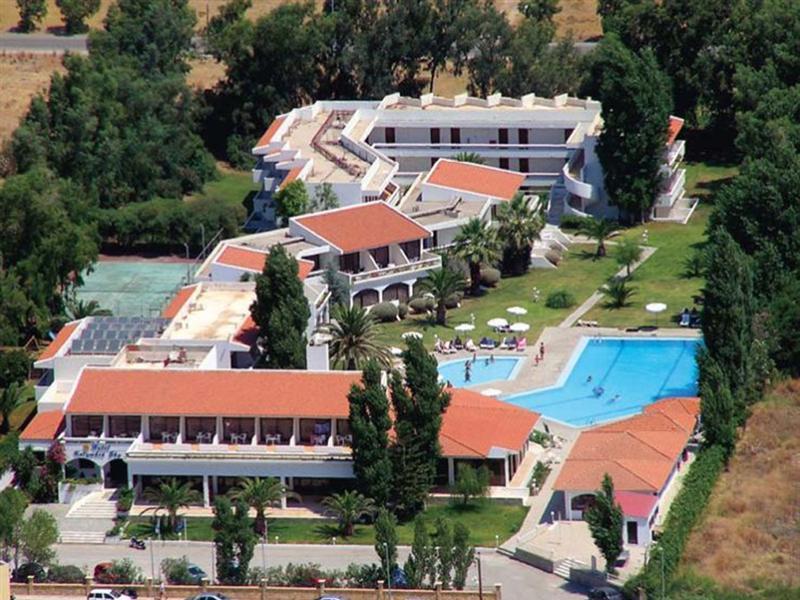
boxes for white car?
[88,589,134,600]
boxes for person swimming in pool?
[586,375,593,383]
[593,386,604,396]
[612,394,620,402]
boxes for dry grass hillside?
[681,380,800,592]
[0,53,65,143]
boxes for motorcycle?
[129,537,146,550]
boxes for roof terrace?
[160,283,254,342]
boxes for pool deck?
[438,326,702,431]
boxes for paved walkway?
[0,32,88,53]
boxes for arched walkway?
[352,289,379,308]
[103,459,129,488]
[382,283,410,303]
[65,458,101,481]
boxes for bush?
[47,564,85,583]
[624,445,726,597]
[530,461,551,489]
[161,556,194,585]
[369,302,398,322]
[445,291,463,309]
[479,267,501,287]
[545,289,576,309]
[408,297,434,313]
[13,563,46,583]
[105,559,143,584]
[529,430,551,447]
[559,215,592,230]
[544,249,562,266]
[116,486,134,513]
[397,303,408,319]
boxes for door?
[450,128,461,144]
[385,127,395,143]
[626,521,638,545]
[519,158,529,173]
[518,128,528,144]
[430,128,440,144]
[499,128,508,144]
[499,157,509,170]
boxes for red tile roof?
[161,285,198,319]
[232,315,259,347]
[615,491,658,519]
[293,202,430,253]
[554,397,699,494]
[280,167,303,188]
[20,410,65,441]
[426,159,525,200]
[440,389,539,458]
[256,116,286,147]
[39,321,81,361]
[66,368,362,418]
[667,116,685,145]
[216,245,314,278]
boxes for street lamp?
[383,542,391,597]
[475,551,483,600]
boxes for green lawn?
[125,500,526,546]
[185,165,256,214]
[375,245,619,349]
[684,161,739,200]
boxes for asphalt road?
[53,542,586,600]
[0,32,88,53]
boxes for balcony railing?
[656,168,686,207]
[666,140,686,166]
[562,150,596,201]
[347,252,442,284]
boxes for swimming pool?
[437,356,523,387]
[504,337,701,427]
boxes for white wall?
[210,263,256,283]
[128,457,355,479]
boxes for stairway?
[59,530,108,544]
[66,489,118,519]
[553,557,588,580]
[547,182,568,225]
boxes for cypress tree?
[251,244,310,369]
[585,473,624,573]
[374,508,398,580]
[697,351,737,456]
[432,517,453,588]
[451,522,475,590]
[404,516,432,589]
[348,360,393,506]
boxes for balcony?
[562,150,597,202]
[666,140,686,167]
[347,251,441,285]
[656,168,686,208]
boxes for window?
[450,128,461,144]
[339,252,360,273]
[309,254,321,271]
[299,419,331,445]
[385,127,395,143]
[499,157,509,170]
[564,128,573,142]
[627,521,639,544]
[400,240,420,260]
[261,418,293,444]
[430,128,440,144]
[519,158,529,173]
[71,415,103,437]
[499,128,508,144]
[149,416,179,442]
[518,129,528,144]
[369,246,390,268]
[108,415,141,438]
[223,418,255,443]
[185,417,217,442]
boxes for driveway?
[0,32,88,53]
[51,541,586,599]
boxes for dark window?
[300,419,331,445]
[519,158,529,173]
[499,157,509,170]
[433,231,439,247]
[564,128,572,142]
[339,252,360,273]
[627,521,639,544]
[518,129,528,144]
[431,157,437,167]
[262,418,293,444]
[430,128,440,144]
[450,128,461,144]
[400,240,420,260]
[185,417,217,443]
[335,419,352,446]
[491,204,498,220]
[499,128,508,144]
[149,416,179,442]
[309,255,321,271]
[71,415,103,437]
[385,127,395,143]
[108,415,141,438]
[369,246,389,268]
[223,418,255,443]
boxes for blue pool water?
[503,337,701,427]
[437,356,523,387]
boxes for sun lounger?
[516,337,527,352]
[465,339,476,352]
[679,312,691,327]
[479,337,496,349]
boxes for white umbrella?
[645,302,667,328]
[487,317,508,329]
[507,306,528,315]
[510,322,530,332]
[401,331,423,339]
[454,323,475,332]
[481,388,502,397]
[390,346,403,356]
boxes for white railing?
[562,151,596,201]
[656,168,686,207]
[667,139,686,166]
[348,252,441,284]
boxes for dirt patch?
[555,0,602,40]
[681,380,800,592]
[0,53,64,143]
[187,56,226,90]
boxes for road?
[0,32,88,54]
[53,542,586,600]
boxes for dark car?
[588,586,623,600]
[13,563,46,583]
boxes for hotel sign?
[65,439,132,465]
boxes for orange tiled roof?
[256,116,286,147]
[554,397,699,493]
[232,315,259,347]
[293,202,430,253]
[426,159,525,200]
[20,410,65,441]
[440,389,539,458]
[39,321,80,361]
[216,245,314,278]
[667,116,684,145]
[280,167,303,188]
[161,285,198,319]
[66,368,361,418]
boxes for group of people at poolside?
[451,341,547,383]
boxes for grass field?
[126,499,527,546]
[186,164,256,212]
[375,244,619,349]
[676,380,800,595]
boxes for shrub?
[369,302,398,322]
[479,267,501,287]
[116,486,134,513]
[451,464,490,506]
[559,215,592,230]
[544,249,562,266]
[530,430,551,447]
[408,297,434,313]
[13,563,46,583]
[530,461,551,489]
[546,290,576,309]
[106,559,143,584]
[47,564,85,583]
[161,556,194,585]
[445,291,463,309]
[397,303,408,319]
[624,445,726,597]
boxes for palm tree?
[415,264,466,325]
[0,382,24,434]
[327,305,393,370]
[230,476,300,536]
[601,278,636,308]
[322,490,376,537]
[578,219,618,258]
[497,193,544,275]
[140,478,201,533]
[452,218,500,296]
[66,297,112,320]
[452,151,484,164]
[615,238,643,278]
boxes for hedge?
[546,289,576,309]
[408,297,435,313]
[625,444,727,597]
[480,267,501,287]
[370,302,398,322]
[559,215,592,230]
[398,303,408,319]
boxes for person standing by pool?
[464,361,472,382]
[539,342,546,360]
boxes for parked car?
[186,564,207,584]
[88,589,134,600]
[12,563,45,583]
[588,586,623,600]
[186,594,229,600]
